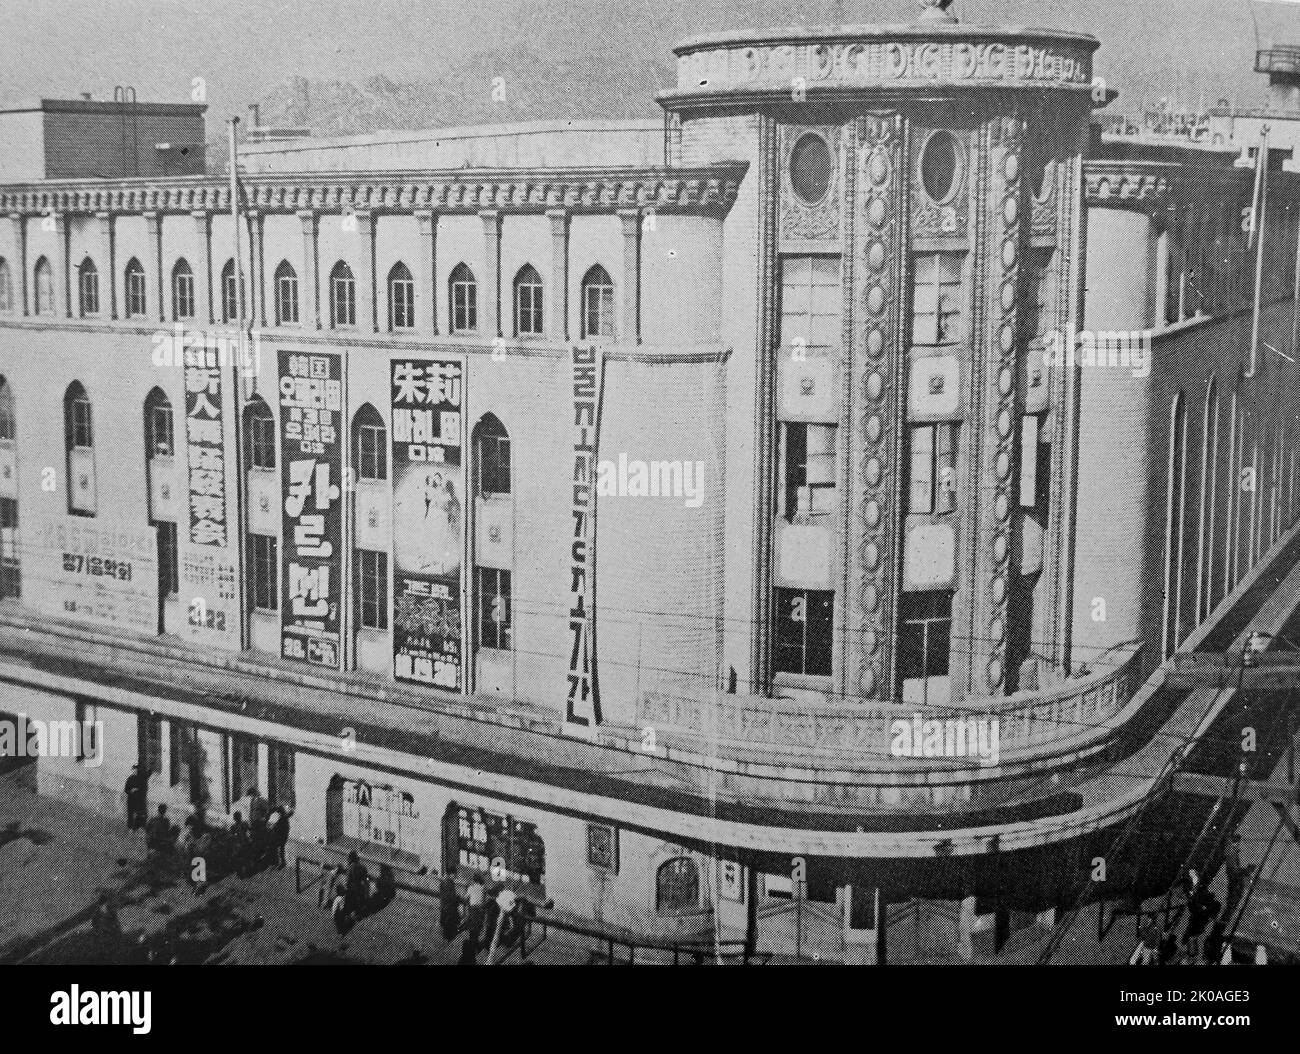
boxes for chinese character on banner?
[391,358,464,690]
[184,347,227,547]
[278,350,343,668]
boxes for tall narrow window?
[388,262,415,331]
[274,260,299,325]
[772,587,833,677]
[781,422,836,520]
[1164,391,1188,659]
[244,398,276,471]
[0,376,15,443]
[221,259,244,324]
[911,253,963,346]
[581,265,615,339]
[0,496,18,600]
[475,566,512,651]
[249,533,278,611]
[906,422,959,515]
[898,591,953,706]
[172,259,195,320]
[353,404,387,482]
[34,257,55,316]
[513,264,543,337]
[449,263,478,334]
[157,520,179,598]
[473,414,511,497]
[0,259,12,313]
[1019,414,1048,510]
[139,716,163,777]
[124,258,146,318]
[145,388,174,459]
[78,258,100,317]
[64,382,95,515]
[330,261,356,328]
[780,256,841,357]
[356,549,388,630]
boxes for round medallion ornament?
[997,408,1013,438]
[864,541,880,571]
[1003,196,1019,227]
[866,372,883,401]
[1002,239,1017,271]
[999,325,1015,354]
[868,197,888,228]
[995,492,1010,522]
[996,450,1011,480]
[1004,152,1020,185]
[861,666,878,695]
[867,328,885,358]
[865,456,882,487]
[993,532,1008,563]
[865,499,881,528]
[868,240,887,273]
[866,415,882,443]
[863,583,880,612]
[992,575,1006,604]
[869,151,890,187]
[987,657,1004,689]
[998,364,1014,394]
[867,285,886,315]
[990,617,1005,644]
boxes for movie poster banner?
[24,516,158,633]
[278,350,343,669]
[391,357,464,691]
[180,344,241,649]
[566,345,604,728]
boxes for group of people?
[1129,837,1259,966]
[319,850,397,935]
[129,773,292,885]
[440,871,541,965]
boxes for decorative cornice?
[0,164,748,218]
[1083,160,1263,212]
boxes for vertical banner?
[391,358,464,690]
[181,344,240,648]
[567,345,604,727]
[278,350,343,668]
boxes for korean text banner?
[391,358,464,691]
[24,517,158,633]
[278,350,343,669]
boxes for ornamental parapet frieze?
[0,164,748,217]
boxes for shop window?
[449,263,478,334]
[475,566,511,651]
[773,587,833,677]
[906,421,958,516]
[124,257,146,318]
[268,746,295,811]
[229,734,259,803]
[656,856,700,914]
[781,421,836,520]
[34,257,55,316]
[78,258,100,316]
[274,260,299,325]
[353,403,386,482]
[139,716,163,777]
[581,264,615,339]
[911,252,963,346]
[514,264,543,337]
[172,259,195,320]
[356,548,387,631]
[248,533,278,611]
[444,802,546,888]
[329,261,355,328]
[388,262,415,330]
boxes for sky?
[1,0,1297,125]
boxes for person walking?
[345,850,370,921]
[465,873,486,942]
[89,892,121,962]
[229,811,251,878]
[457,934,479,964]
[123,765,147,831]
[439,873,460,941]
[145,804,176,856]
[267,808,290,870]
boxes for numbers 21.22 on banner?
[278,350,343,669]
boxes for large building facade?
[2,2,1299,960]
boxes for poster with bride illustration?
[391,357,465,691]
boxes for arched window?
[581,264,614,339]
[0,377,16,599]
[34,257,55,316]
[1198,376,1218,624]
[64,382,95,515]
[449,263,477,334]
[172,259,195,320]
[124,257,146,318]
[330,261,356,328]
[0,377,14,442]
[144,387,174,459]
[78,258,100,317]
[221,259,243,324]
[656,857,699,914]
[473,413,510,497]
[244,396,276,471]
[0,258,12,313]
[1163,390,1188,660]
[353,403,387,483]
[388,262,415,331]
[274,260,299,325]
[513,264,543,337]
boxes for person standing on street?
[123,765,147,831]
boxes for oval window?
[920,130,962,205]
[790,133,832,205]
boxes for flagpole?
[228,116,249,651]
[1248,125,1270,379]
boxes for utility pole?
[228,117,249,651]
